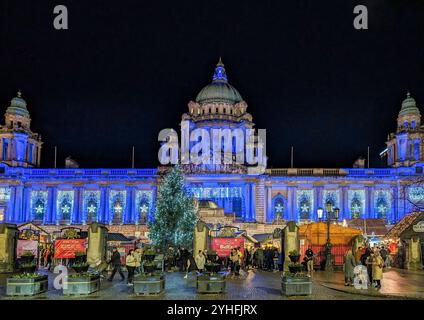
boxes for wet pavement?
[0,268,422,300]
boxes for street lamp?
[324,201,339,272]
[317,207,323,221]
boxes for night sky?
[0,0,423,169]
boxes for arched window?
[87,199,98,222]
[33,198,45,221]
[376,197,388,219]
[351,197,362,219]
[139,196,150,224]
[299,195,311,220]
[272,194,285,222]
[60,196,72,221]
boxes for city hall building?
[0,60,423,237]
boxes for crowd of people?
[344,244,392,290]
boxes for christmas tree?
[148,165,198,251]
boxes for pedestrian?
[195,250,206,273]
[365,250,375,285]
[305,246,314,276]
[45,248,52,271]
[125,249,137,285]
[230,249,240,277]
[344,249,356,286]
[184,250,197,279]
[372,251,384,289]
[134,248,142,274]
[107,247,125,282]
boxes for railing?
[268,167,406,177]
[2,168,158,177]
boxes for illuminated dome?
[195,58,243,104]
[399,92,420,117]
[6,91,30,118]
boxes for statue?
[86,223,108,266]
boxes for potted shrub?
[74,251,87,263]
[20,262,37,274]
[63,272,100,295]
[134,247,165,295]
[72,262,90,273]
[288,262,303,274]
[143,248,156,262]
[288,250,300,263]
[7,273,48,296]
[143,261,156,274]
[20,250,35,264]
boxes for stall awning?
[252,233,272,243]
[242,234,259,244]
[385,212,424,239]
[107,233,132,242]
[299,222,362,245]
[346,218,389,237]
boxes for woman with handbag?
[372,251,384,289]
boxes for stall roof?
[385,212,424,239]
[346,218,389,237]
[17,222,50,235]
[252,233,272,243]
[107,233,132,242]
[242,234,259,244]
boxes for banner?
[54,239,87,259]
[17,240,38,258]
[211,237,244,257]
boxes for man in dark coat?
[108,247,125,281]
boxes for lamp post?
[324,201,339,272]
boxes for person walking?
[257,247,264,270]
[365,250,375,285]
[230,248,240,277]
[372,251,384,289]
[344,249,356,286]
[134,248,142,274]
[125,249,137,285]
[305,246,314,276]
[195,250,206,273]
[108,247,125,282]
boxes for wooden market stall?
[299,222,362,267]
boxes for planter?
[72,264,90,273]
[21,266,37,274]
[143,263,156,273]
[205,263,220,273]
[133,273,165,295]
[288,255,300,263]
[144,254,156,262]
[288,265,303,274]
[20,255,35,264]
[281,275,312,296]
[63,274,100,295]
[6,275,48,296]
[197,273,226,294]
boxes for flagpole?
[291,146,294,168]
[54,146,57,168]
[367,146,370,168]
[131,146,135,169]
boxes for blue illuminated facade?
[0,61,424,235]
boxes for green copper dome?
[399,92,420,117]
[195,59,243,104]
[6,91,30,118]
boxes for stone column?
[265,185,272,223]
[22,187,31,223]
[6,187,16,223]
[100,186,110,224]
[87,223,109,265]
[125,187,133,224]
[194,221,209,256]
[250,182,256,222]
[341,186,349,219]
[366,186,372,219]
[369,187,375,219]
[129,187,136,224]
[47,186,57,224]
[150,186,157,222]
[282,221,299,271]
[0,224,19,273]
[13,185,24,223]
[392,186,399,223]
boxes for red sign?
[212,237,244,257]
[17,240,38,258]
[54,239,87,259]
